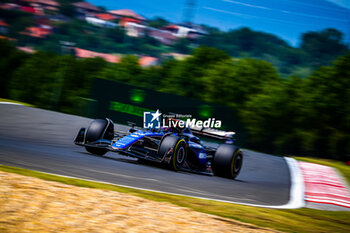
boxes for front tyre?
[212,144,243,179]
[84,118,114,156]
[158,135,187,171]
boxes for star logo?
[151,109,162,122]
[143,109,162,129]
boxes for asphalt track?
[0,104,292,206]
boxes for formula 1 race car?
[74,118,243,179]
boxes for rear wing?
[190,126,235,141]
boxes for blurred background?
[0,0,349,161]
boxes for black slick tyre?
[212,144,243,179]
[84,118,113,156]
[158,135,187,171]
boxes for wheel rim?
[176,146,185,164]
[234,153,242,173]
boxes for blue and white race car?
[74,118,243,179]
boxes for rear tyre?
[158,135,187,171]
[84,118,114,156]
[212,144,243,179]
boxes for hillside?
[0,0,348,76]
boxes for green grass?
[294,156,350,185]
[0,98,34,107]
[1,164,349,233]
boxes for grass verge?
[0,98,34,107]
[294,156,350,185]
[0,164,349,233]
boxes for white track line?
[282,157,305,209]
[0,102,23,105]
[1,157,305,209]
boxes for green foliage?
[58,56,107,113]
[7,48,107,114]
[1,0,349,159]
[0,40,29,98]
[1,40,349,160]
[2,6,349,77]
[2,6,347,77]
[148,17,169,29]
[198,27,290,58]
[301,54,350,159]
[301,28,348,67]
[202,59,279,109]
[0,9,34,37]
[106,55,142,83]
[20,19,170,56]
[97,6,106,12]
[197,27,348,76]
[172,38,192,54]
[9,51,61,108]
[241,77,305,153]
[59,1,76,17]
[241,54,350,159]
[159,47,231,98]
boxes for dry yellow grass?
[0,171,277,233]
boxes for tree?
[240,53,350,159]
[97,6,106,12]
[160,47,231,98]
[300,53,350,159]
[0,9,34,37]
[59,56,107,114]
[59,2,76,17]
[9,52,60,108]
[173,38,191,54]
[301,28,348,67]
[241,76,306,154]
[104,55,142,84]
[148,17,169,28]
[202,58,279,108]
[0,40,29,98]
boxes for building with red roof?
[24,0,59,7]
[119,17,140,27]
[123,22,177,45]
[73,1,101,17]
[21,26,52,38]
[148,28,177,45]
[161,24,206,39]
[124,22,146,37]
[109,9,145,21]
[74,47,120,63]
[139,56,159,67]
[22,0,59,14]
[94,13,116,21]
[85,16,118,28]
